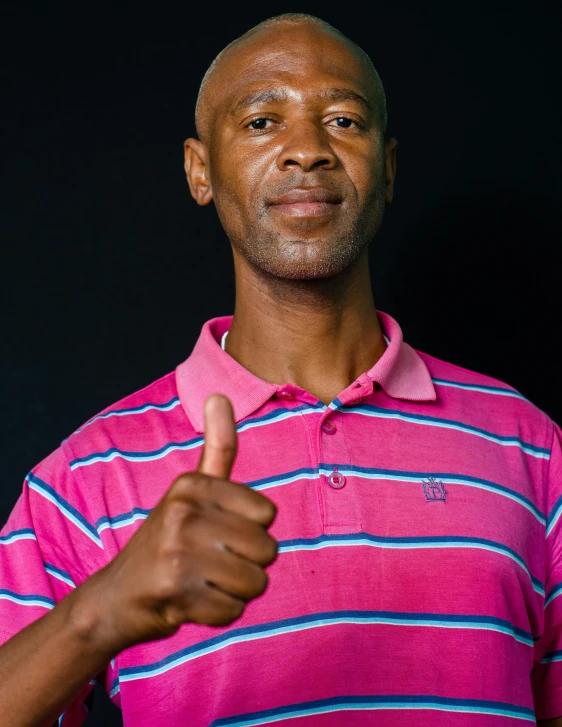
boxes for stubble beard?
[230,190,386,282]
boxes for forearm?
[0,575,117,727]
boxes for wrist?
[65,567,125,658]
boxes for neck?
[224,248,386,406]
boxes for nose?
[276,120,337,172]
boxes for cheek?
[211,149,270,216]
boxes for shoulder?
[63,369,189,462]
[416,348,554,444]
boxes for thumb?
[197,394,238,479]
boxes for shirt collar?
[176,310,436,432]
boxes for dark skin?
[185,21,393,405]
[184,20,560,725]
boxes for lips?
[269,187,341,205]
[268,187,341,218]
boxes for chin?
[254,251,362,281]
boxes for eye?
[247,117,272,130]
[330,116,362,129]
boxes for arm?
[0,395,276,727]
[0,572,116,727]
[538,720,562,726]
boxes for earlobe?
[184,138,213,206]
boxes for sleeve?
[532,421,562,721]
[0,441,112,726]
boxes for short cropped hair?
[195,13,388,140]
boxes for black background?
[2,1,561,723]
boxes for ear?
[184,138,213,205]
[384,137,398,205]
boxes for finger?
[188,583,246,627]
[209,506,279,566]
[203,547,269,602]
[171,473,278,529]
[197,394,237,479]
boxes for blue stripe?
[278,532,544,596]
[431,378,528,400]
[248,466,318,490]
[211,695,535,726]
[237,404,324,433]
[68,434,205,469]
[0,528,36,545]
[44,562,76,588]
[74,397,182,433]
[96,507,152,533]
[542,650,562,664]
[545,583,562,608]
[118,609,533,683]
[547,494,562,536]
[247,464,545,525]
[68,404,324,470]
[26,473,103,548]
[90,464,545,542]
[0,589,54,609]
[325,464,546,524]
[341,404,549,458]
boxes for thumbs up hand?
[78,394,278,655]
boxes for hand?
[81,394,278,653]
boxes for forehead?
[213,25,374,112]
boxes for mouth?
[268,187,342,218]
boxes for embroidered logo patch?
[422,477,447,502]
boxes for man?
[1,12,561,727]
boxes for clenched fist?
[80,394,278,653]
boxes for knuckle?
[199,598,245,627]
[262,535,279,565]
[173,472,210,498]
[251,567,269,598]
[227,598,246,622]
[261,499,277,525]
[153,574,180,602]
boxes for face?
[185,23,397,280]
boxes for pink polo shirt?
[2,310,562,725]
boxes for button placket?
[317,405,360,530]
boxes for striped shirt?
[2,310,562,726]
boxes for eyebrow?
[230,87,372,117]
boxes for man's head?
[184,13,397,280]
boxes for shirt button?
[328,470,346,489]
[321,419,337,434]
[277,390,294,400]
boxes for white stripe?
[238,407,321,433]
[45,565,76,588]
[120,612,530,685]
[279,538,544,596]
[0,532,37,546]
[27,480,103,548]
[315,467,545,525]
[433,379,526,400]
[221,703,535,726]
[0,593,54,609]
[69,439,203,470]
[98,512,149,533]
[75,400,182,433]
[345,407,549,459]
[545,588,562,608]
[547,506,562,537]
